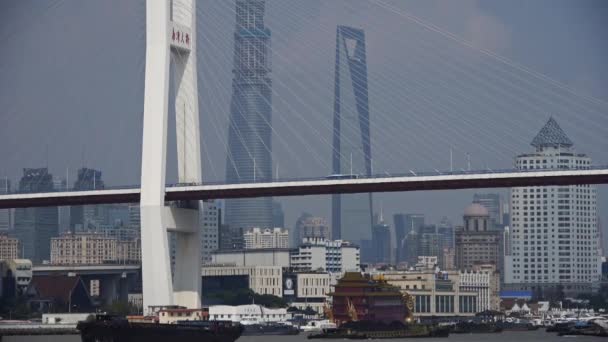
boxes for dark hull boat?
[308,321,450,339]
[77,315,243,342]
[242,323,300,336]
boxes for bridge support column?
[141,0,202,313]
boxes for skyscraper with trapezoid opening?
[331,26,373,249]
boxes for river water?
[3,330,607,341]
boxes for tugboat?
[307,272,449,339]
[77,314,243,342]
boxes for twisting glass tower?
[331,26,373,246]
[225,0,274,231]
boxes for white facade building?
[290,238,360,273]
[209,304,290,323]
[201,200,220,264]
[244,228,289,249]
[211,249,291,268]
[459,265,500,312]
[201,265,283,297]
[507,118,601,295]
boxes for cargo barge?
[77,314,243,342]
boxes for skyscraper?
[201,200,220,264]
[331,26,373,244]
[505,118,601,296]
[225,0,273,231]
[70,168,105,231]
[394,213,425,262]
[371,219,391,264]
[11,168,58,263]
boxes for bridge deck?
[0,168,607,209]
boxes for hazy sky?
[1,0,607,239]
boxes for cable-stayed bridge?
[1,167,607,209]
[3,0,608,314]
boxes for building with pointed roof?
[505,118,600,296]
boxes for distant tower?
[225,0,274,232]
[70,168,105,231]
[11,168,58,263]
[331,26,373,245]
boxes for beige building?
[0,235,19,260]
[455,204,501,270]
[51,233,141,265]
[459,264,500,312]
[381,270,479,317]
[201,265,283,297]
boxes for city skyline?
[0,0,606,250]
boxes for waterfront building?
[12,168,58,263]
[202,265,283,296]
[158,308,208,324]
[382,270,480,317]
[506,118,601,295]
[290,237,360,273]
[243,227,289,249]
[224,0,274,231]
[455,204,502,271]
[331,26,373,245]
[473,193,503,228]
[287,272,332,314]
[459,264,500,311]
[330,272,408,325]
[201,200,220,264]
[0,235,19,260]
[294,213,331,246]
[394,214,424,263]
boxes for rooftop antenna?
[466,153,471,171]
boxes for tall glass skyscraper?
[224,0,273,231]
[331,26,373,244]
[11,168,58,263]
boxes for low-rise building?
[244,228,289,249]
[382,270,479,317]
[209,304,290,323]
[285,272,331,314]
[202,265,283,297]
[211,249,291,268]
[459,264,500,311]
[290,238,360,273]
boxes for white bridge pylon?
[140,0,202,312]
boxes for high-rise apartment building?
[272,201,285,229]
[294,213,331,246]
[331,26,373,245]
[11,168,58,263]
[225,0,274,231]
[290,237,360,273]
[50,232,141,265]
[201,200,220,264]
[506,118,601,295]
[394,214,424,263]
